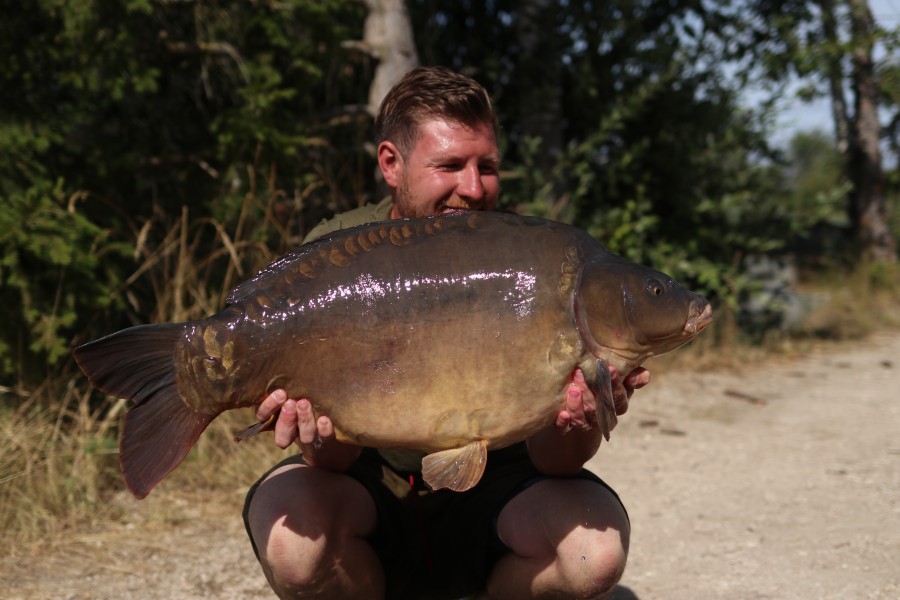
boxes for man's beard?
[392,173,434,218]
[393,170,491,216]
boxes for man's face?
[380,119,501,219]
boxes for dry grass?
[1,185,299,554]
[793,262,900,337]
[1,380,122,549]
[0,379,288,555]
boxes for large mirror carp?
[75,212,712,499]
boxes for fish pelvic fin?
[421,439,488,492]
[74,323,213,498]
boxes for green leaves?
[3,0,894,385]
[414,1,885,302]
[0,179,123,377]
[0,0,369,386]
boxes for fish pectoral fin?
[591,359,617,442]
[421,440,488,492]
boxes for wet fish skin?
[74,211,712,498]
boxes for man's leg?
[486,478,630,599]
[245,462,383,599]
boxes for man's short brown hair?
[374,66,499,157]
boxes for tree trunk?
[818,0,852,154]
[847,0,896,262]
[362,0,419,116]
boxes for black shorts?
[243,442,625,600]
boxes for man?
[243,66,649,599]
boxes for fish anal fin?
[421,439,488,492]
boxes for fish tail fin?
[119,390,213,498]
[74,323,214,499]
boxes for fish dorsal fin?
[421,440,489,492]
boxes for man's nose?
[456,165,485,201]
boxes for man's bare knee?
[492,478,630,598]
[246,464,381,598]
[261,517,331,592]
[557,526,628,598]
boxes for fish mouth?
[684,302,714,335]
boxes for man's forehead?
[412,118,499,154]
[413,116,492,136]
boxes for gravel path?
[6,333,899,599]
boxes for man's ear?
[377,141,403,188]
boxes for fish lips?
[685,300,714,335]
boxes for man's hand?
[555,365,650,433]
[529,365,651,476]
[612,365,650,416]
[257,389,361,470]
[554,368,599,432]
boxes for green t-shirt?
[302,196,394,244]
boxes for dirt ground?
[4,332,899,599]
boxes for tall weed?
[1,180,299,550]
[0,379,122,549]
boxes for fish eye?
[647,278,665,296]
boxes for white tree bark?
[362,0,419,115]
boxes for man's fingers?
[613,390,629,416]
[257,390,346,460]
[571,367,587,387]
[565,384,596,430]
[556,410,573,433]
[566,385,584,425]
[626,367,650,390]
[296,399,319,446]
[316,415,334,440]
[257,389,287,421]
[273,399,298,449]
